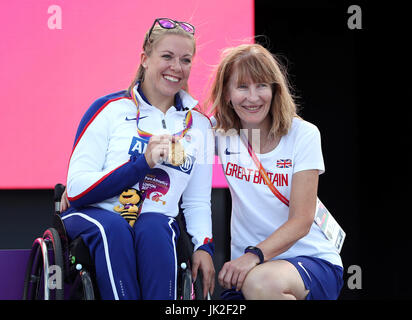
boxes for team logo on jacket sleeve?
[129,136,195,174]
[129,136,148,155]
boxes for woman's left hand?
[192,250,215,299]
[218,253,260,291]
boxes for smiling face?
[141,34,194,101]
[226,66,273,131]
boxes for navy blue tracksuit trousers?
[61,207,180,300]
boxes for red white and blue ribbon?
[130,88,192,140]
[239,132,290,207]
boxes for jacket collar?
[133,82,198,111]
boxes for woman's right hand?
[144,134,173,168]
[60,188,70,212]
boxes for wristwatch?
[244,246,264,264]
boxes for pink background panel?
[0,0,254,189]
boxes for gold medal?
[168,140,186,166]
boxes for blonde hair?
[127,23,196,95]
[207,43,299,138]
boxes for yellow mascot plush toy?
[114,188,145,227]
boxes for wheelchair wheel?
[178,262,205,300]
[22,228,65,300]
[22,238,42,299]
[180,264,193,300]
[175,213,205,300]
[22,237,49,299]
[65,236,97,300]
[193,271,204,299]
[66,268,96,300]
[80,270,95,300]
[43,228,65,299]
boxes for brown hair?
[207,43,299,138]
[127,23,196,95]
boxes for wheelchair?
[22,184,204,300]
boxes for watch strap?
[244,246,264,264]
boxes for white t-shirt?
[216,117,342,267]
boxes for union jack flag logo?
[276,159,292,168]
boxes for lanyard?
[239,132,290,207]
[240,133,346,253]
[130,88,193,140]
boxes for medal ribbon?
[239,132,290,207]
[130,87,192,140]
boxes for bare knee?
[242,266,294,300]
[242,260,308,300]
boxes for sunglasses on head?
[146,18,195,41]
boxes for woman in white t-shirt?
[208,43,343,300]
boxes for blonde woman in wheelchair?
[60,18,215,300]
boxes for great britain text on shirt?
[225,161,289,186]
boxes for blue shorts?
[284,256,343,300]
[221,255,343,300]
